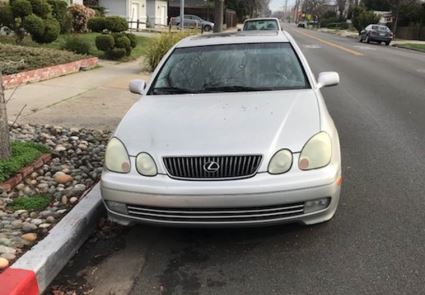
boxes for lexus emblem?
[203,161,220,173]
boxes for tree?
[352,5,380,32]
[0,73,10,160]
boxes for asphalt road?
[52,27,425,295]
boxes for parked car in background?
[297,20,307,28]
[101,31,342,227]
[169,15,214,31]
[242,18,281,31]
[359,24,393,45]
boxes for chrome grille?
[163,155,262,180]
[127,202,305,223]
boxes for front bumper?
[101,163,341,227]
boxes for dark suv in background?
[359,24,393,45]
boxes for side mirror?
[129,79,146,94]
[317,72,339,88]
[360,30,365,34]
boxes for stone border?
[0,154,52,192]
[3,57,98,90]
[0,183,104,294]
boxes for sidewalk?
[5,59,150,130]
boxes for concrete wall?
[99,0,127,17]
[146,0,167,26]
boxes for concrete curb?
[0,183,104,295]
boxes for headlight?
[136,152,157,176]
[268,149,293,174]
[105,138,131,173]
[299,132,332,170]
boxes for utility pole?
[180,0,184,30]
[213,0,224,32]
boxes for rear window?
[243,20,279,31]
[149,42,310,95]
[378,26,390,31]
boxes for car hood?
[115,90,320,158]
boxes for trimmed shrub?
[95,34,114,51]
[107,47,126,60]
[48,0,72,33]
[105,16,128,32]
[126,33,137,48]
[115,35,131,55]
[23,13,45,37]
[11,0,33,18]
[63,36,91,54]
[28,0,51,18]
[87,16,108,32]
[68,3,95,32]
[40,17,60,43]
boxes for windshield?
[243,20,279,31]
[149,43,309,95]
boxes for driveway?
[6,59,149,130]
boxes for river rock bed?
[0,124,111,269]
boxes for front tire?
[203,25,212,32]
[365,35,370,43]
[385,41,390,46]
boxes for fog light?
[106,201,128,214]
[304,198,330,213]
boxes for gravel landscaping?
[0,123,111,270]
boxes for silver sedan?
[101,31,342,227]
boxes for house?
[99,0,168,28]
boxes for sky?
[269,0,295,11]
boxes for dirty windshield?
[149,42,309,95]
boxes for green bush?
[95,34,114,51]
[62,35,91,54]
[106,47,126,60]
[126,33,137,48]
[0,141,49,182]
[105,16,128,32]
[146,31,192,71]
[10,195,51,211]
[23,13,45,37]
[11,0,33,18]
[28,0,51,18]
[88,16,108,32]
[0,3,14,27]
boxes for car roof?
[243,17,280,23]
[176,31,289,48]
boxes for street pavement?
[52,26,425,295]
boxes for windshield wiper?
[152,87,193,94]
[202,85,269,93]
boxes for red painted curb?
[0,268,39,295]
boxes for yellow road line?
[296,30,364,56]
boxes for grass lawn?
[0,43,84,75]
[9,195,51,212]
[0,141,49,182]
[0,33,151,61]
[396,43,425,53]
